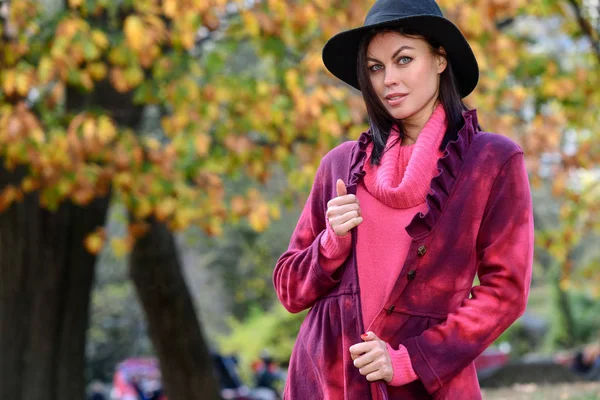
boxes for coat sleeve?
[273,157,347,313]
[402,151,534,394]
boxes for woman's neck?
[401,101,441,145]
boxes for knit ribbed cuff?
[387,343,419,387]
[318,219,351,274]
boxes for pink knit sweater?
[319,105,447,387]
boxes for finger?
[361,331,377,342]
[329,210,360,227]
[336,179,347,197]
[326,203,361,219]
[349,342,371,358]
[358,359,381,377]
[353,352,375,370]
[327,194,359,209]
[334,217,363,235]
[351,344,377,368]
[366,370,383,382]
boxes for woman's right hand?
[326,179,363,237]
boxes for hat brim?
[322,15,479,98]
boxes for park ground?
[482,382,600,399]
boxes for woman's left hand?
[349,331,393,383]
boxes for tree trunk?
[550,257,576,348]
[129,219,221,400]
[0,168,110,400]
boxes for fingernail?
[361,333,368,339]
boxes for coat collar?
[347,109,480,239]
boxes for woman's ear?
[436,47,448,74]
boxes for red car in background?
[110,355,254,400]
[110,358,166,400]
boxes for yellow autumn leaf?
[91,30,109,50]
[248,203,270,232]
[38,57,54,83]
[15,73,30,96]
[68,0,83,8]
[108,45,128,66]
[3,70,16,95]
[285,69,299,91]
[30,128,45,143]
[124,66,144,88]
[180,29,196,50]
[134,198,153,219]
[269,203,281,220]
[155,197,177,221]
[206,217,224,236]
[80,71,94,91]
[84,230,105,255]
[145,137,161,150]
[82,118,96,141]
[97,116,116,143]
[114,172,134,190]
[111,237,131,258]
[88,62,107,81]
[172,208,195,230]
[124,15,145,52]
[163,0,177,17]
[242,12,260,37]
[21,177,40,193]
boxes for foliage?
[0,0,370,254]
[545,287,600,350]
[2,1,598,285]
[218,304,306,382]
[186,204,300,320]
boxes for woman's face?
[366,32,447,125]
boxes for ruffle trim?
[346,128,371,192]
[347,109,480,238]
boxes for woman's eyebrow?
[367,45,415,63]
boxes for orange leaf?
[195,133,211,156]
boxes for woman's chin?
[388,107,413,121]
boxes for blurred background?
[0,0,599,399]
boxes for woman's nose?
[383,68,399,87]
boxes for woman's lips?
[385,94,408,106]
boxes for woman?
[273,0,533,399]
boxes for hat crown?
[365,0,443,25]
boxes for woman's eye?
[398,56,412,65]
[369,64,383,72]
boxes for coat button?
[386,304,395,315]
[407,269,417,280]
[417,245,427,257]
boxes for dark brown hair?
[357,27,469,165]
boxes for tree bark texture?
[130,219,222,400]
[0,167,110,400]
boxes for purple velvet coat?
[273,110,534,399]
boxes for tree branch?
[565,0,600,64]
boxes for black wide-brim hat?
[322,0,479,98]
